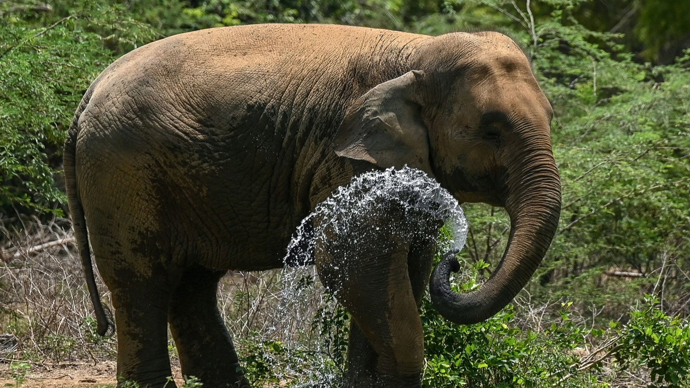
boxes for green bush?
[617,296,690,388]
[422,302,591,387]
[421,294,690,387]
[0,1,156,215]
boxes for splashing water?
[235,166,468,386]
[285,166,468,266]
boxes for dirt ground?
[0,361,184,387]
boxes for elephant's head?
[333,31,561,324]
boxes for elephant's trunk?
[429,145,561,324]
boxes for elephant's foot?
[116,370,177,388]
[345,322,378,387]
[178,366,248,388]
[343,373,421,388]
[344,373,377,388]
[168,267,250,388]
[377,374,422,388]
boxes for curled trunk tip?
[429,250,488,324]
[429,250,462,313]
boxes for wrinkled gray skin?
[64,24,561,388]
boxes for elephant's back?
[85,24,428,119]
[109,24,426,70]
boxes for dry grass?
[0,217,115,364]
[0,217,338,385]
[219,267,329,346]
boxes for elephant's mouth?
[440,166,509,207]
[454,190,505,207]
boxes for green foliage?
[9,361,30,387]
[530,4,689,319]
[182,375,204,387]
[312,298,350,370]
[118,377,204,388]
[617,296,690,388]
[239,338,288,383]
[176,0,417,30]
[0,0,156,215]
[422,260,690,387]
[238,335,345,386]
[41,334,77,361]
[636,0,690,62]
[118,376,206,388]
[422,302,592,387]
[116,379,141,388]
[236,298,349,386]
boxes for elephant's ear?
[334,70,434,176]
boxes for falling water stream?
[286,166,468,264]
[231,166,469,386]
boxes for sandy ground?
[0,361,185,387]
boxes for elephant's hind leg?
[110,280,176,388]
[168,267,250,388]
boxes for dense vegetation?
[1,0,688,387]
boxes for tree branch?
[0,15,73,61]
[0,3,52,17]
[480,1,528,29]
[605,271,646,278]
[610,3,639,33]
[2,237,75,262]
[560,180,687,233]
[525,0,538,52]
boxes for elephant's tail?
[64,90,113,337]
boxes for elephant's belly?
[173,173,304,272]
[191,225,294,272]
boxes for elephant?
[64,24,561,388]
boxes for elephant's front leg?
[343,238,436,388]
[318,239,426,388]
[345,322,378,387]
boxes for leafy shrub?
[422,303,590,387]
[0,1,156,215]
[617,296,690,388]
[422,279,690,387]
[235,296,349,386]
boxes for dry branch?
[2,237,75,261]
[605,271,646,278]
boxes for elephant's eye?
[479,111,509,147]
[482,125,502,146]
